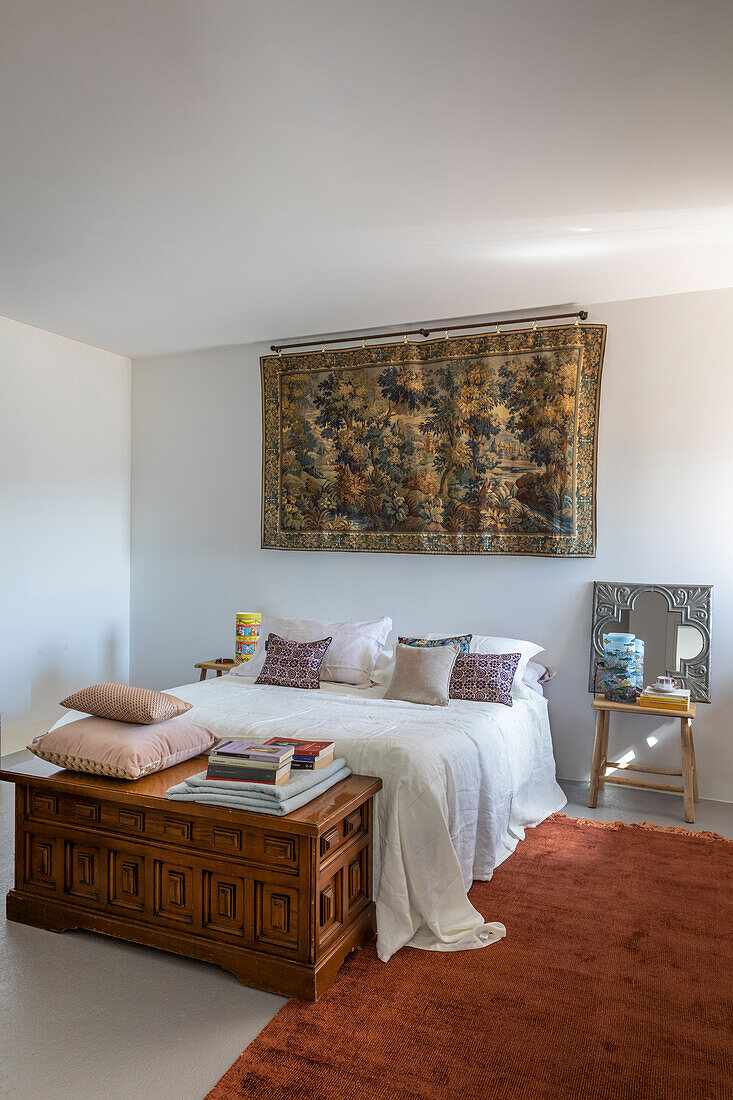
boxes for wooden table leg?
[598,710,610,791]
[588,709,606,808]
[689,725,699,803]
[199,668,207,681]
[680,717,695,823]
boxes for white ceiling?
[1,0,733,358]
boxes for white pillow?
[425,633,543,690]
[370,648,395,685]
[230,616,392,687]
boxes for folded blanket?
[185,756,347,799]
[166,760,351,816]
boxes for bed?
[151,674,566,962]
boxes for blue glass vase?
[603,633,635,666]
[602,632,637,702]
[634,638,645,695]
[603,666,637,703]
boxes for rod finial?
[579,310,588,321]
[270,345,279,353]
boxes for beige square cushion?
[28,716,216,780]
[384,642,458,707]
[60,683,192,725]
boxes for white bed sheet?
[53,676,566,961]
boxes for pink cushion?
[28,716,216,780]
[60,683,192,724]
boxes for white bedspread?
[150,676,566,962]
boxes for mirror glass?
[589,582,711,701]
[607,590,704,686]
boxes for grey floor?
[1,764,731,1100]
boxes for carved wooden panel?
[29,790,58,817]
[320,883,334,927]
[117,809,145,833]
[263,835,295,862]
[319,869,343,942]
[254,882,299,951]
[203,871,245,937]
[70,799,100,825]
[108,850,146,912]
[24,832,59,891]
[320,827,339,858]
[163,817,192,842]
[247,831,299,870]
[346,848,367,915]
[211,826,241,853]
[343,807,363,835]
[154,860,194,925]
[65,841,103,901]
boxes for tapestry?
[261,323,605,556]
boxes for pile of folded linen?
[166,757,350,815]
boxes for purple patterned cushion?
[255,633,332,689]
[449,652,521,705]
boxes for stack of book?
[638,686,691,712]
[206,740,294,784]
[263,737,335,770]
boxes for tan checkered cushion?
[60,683,192,725]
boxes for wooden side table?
[589,695,699,822]
[194,658,236,681]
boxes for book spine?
[214,752,291,763]
[639,699,688,710]
[264,740,333,756]
[210,756,283,769]
[204,774,285,785]
[641,693,690,703]
[290,761,315,770]
[206,765,288,782]
[641,698,689,706]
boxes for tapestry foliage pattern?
[261,324,605,556]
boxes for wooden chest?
[0,755,381,1001]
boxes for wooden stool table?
[195,658,236,681]
[589,695,699,822]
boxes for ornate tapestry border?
[261,323,606,557]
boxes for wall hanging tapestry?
[261,323,606,556]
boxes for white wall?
[130,287,733,802]
[0,316,131,754]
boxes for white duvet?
[157,675,566,962]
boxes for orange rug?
[207,814,732,1100]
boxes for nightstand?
[194,658,236,681]
[589,695,699,822]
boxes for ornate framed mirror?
[588,582,713,702]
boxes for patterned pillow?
[255,633,332,689]
[60,683,192,724]
[399,634,472,655]
[449,652,521,705]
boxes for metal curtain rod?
[270,309,588,354]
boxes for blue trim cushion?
[399,634,472,654]
[255,633,332,689]
[449,652,521,705]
